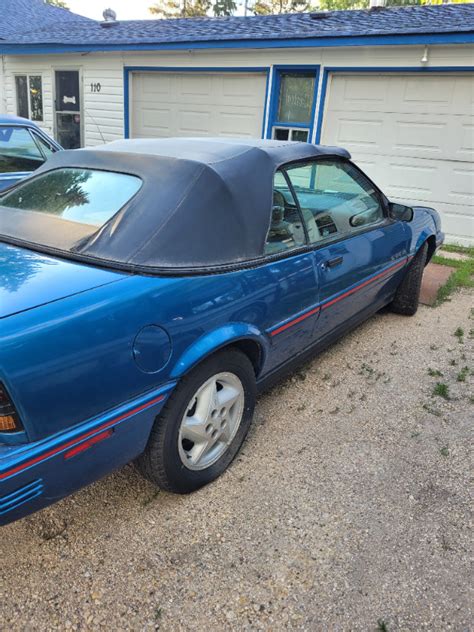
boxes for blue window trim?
[123,65,270,139]
[265,65,320,140]
[1,32,473,55]
[314,65,474,144]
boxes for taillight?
[0,383,23,433]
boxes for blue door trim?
[123,65,270,139]
[265,65,320,140]
[315,65,474,144]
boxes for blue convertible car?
[0,138,443,525]
[0,115,62,191]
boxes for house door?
[55,70,81,148]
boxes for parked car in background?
[0,138,443,525]
[0,115,62,190]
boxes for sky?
[67,0,158,20]
[66,0,247,20]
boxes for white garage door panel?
[322,73,474,245]
[433,206,473,244]
[324,111,472,162]
[329,75,474,116]
[131,72,266,139]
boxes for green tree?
[318,0,473,8]
[150,0,472,17]
[149,0,239,16]
[252,0,311,14]
[149,0,212,18]
[384,0,473,4]
[45,0,69,8]
[213,0,237,15]
[317,0,364,8]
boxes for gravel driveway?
[1,290,472,631]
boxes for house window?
[15,75,43,122]
[277,73,315,125]
[271,71,316,143]
[273,127,309,142]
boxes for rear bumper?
[0,383,175,526]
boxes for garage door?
[321,74,474,245]
[131,71,267,139]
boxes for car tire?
[389,242,428,316]
[135,348,257,493]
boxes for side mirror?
[389,202,413,222]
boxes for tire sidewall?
[160,351,256,492]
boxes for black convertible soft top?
[0,138,350,273]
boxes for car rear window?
[0,167,142,226]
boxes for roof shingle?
[0,0,92,39]
[2,3,473,46]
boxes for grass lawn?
[432,244,474,304]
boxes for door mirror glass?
[388,202,413,222]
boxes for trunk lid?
[0,242,126,319]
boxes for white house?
[1,1,473,244]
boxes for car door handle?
[323,256,344,269]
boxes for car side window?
[264,169,307,255]
[0,126,45,173]
[283,160,385,244]
[33,132,55,158]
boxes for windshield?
[0,167,142,226]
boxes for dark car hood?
[0,242,126,319]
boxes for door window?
[55,71,80,112]
[32,132,55,157]
[264,170,306,255]
[283,160,385,244]
[0,126,45,173]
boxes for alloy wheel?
[178,372,245,471]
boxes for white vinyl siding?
[2,54,124,147]
[321,73,474,245]
[130,71,267,139]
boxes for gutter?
[0,31,473,55]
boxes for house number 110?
[90,82,101,93]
